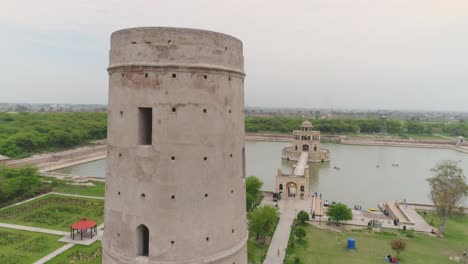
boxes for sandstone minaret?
[103,27,247,264]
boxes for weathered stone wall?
[103,27,247,264]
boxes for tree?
[326,203,353,224]
[295,227,306,241]
[297,210,309,225]
[248,205,279,244]
[427,160,468,234]
[390,238,407,257]
[246,176,263,211]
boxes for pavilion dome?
[301,120,313,128]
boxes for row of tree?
[0,166,54,207]
[245,116,468,137]
[0,112,107,158]
[2,112,467,159]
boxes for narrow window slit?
[138,107,152,145]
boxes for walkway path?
[399,205,433,232]
[33,243,75,264]
[293,152,309,176]
[0,223,68,236]
[263,197,312,264]
[48,192,104,200]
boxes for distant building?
[281,120,330,162]
[0,155,9,165]
[275,121,331,200]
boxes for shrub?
[297,210,309,225]
[295,227,306,241]
[390,238,407,257]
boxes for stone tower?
[103,27,247,264]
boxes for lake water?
[54,141,468,208]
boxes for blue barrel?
[347,238,356,249]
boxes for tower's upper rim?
[109,27,244,73]
[111,27,243,44]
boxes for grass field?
[52,181,105,197]
[285,214,468,264]
[47,241,102,264]
[0,227,64,264]
[248,237,271,264]
[0,194,104,231]
[418,211,468,244]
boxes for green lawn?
[0,194,104,231]
[47,241,102,264]
[0,227,64,264]
[285,215,468,264]
[52,181,105,197]
[248,237,270,264]
[419,211,468,243]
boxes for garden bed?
[0,227,64,264]
[0,194,104,231]
[47,241,102,264]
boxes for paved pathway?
[399,205,433,232]
[33,243,75,264]
[263,197,312,264]
[0,223,68,236]
[48,192,104,200]
[0,193,50,211]
[293,152,309,176]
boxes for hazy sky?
[1,0,468,111]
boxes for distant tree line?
[0,166,53,207]
[245,116,468,137]
[0,112,107,158]
[2,112,467,159]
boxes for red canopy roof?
[71,219,97,230]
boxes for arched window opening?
[295,145,298,150]
[300,185,305,192]
[279,184,283,190]
[314,146,317,151]
[136,224,149,257]
[302,145,309,151]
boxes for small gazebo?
[70,218,97,240]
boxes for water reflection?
[54,140,468,208]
